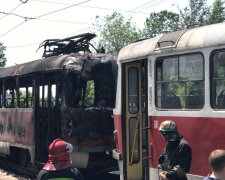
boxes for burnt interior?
[62,54,117,145]
[34,54,117,163]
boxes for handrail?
[129,115,139,166]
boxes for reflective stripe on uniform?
[172,165,186,177]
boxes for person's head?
[209,149,225,180]
[159,120,180,142]
[43,138,73,171]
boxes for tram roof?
[118,22,225,62]
[0,55,70,78]
[0,53,105,78]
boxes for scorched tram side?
[0,33,118,177]
[113,22,225,180]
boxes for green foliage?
[144,10,180,38]
[93,0,225,53]
[94,12,142,53]
[207,0,225,24]
[0,42,6,68]
[178,0,209,28]
[85,80,95,105]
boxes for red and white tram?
[113,22,225,180]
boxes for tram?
[0,33,117,175]
[112,22,225,180]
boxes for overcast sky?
[0,0,215,67]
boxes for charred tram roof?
[0,53,108,78]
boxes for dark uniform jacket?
[36,167,83,180]
[158,138,192,180]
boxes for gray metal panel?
[118,22,225,62]
[156,30,187,48]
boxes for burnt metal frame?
[38,33,97,58]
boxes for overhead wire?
[36,18,91,25]
[0,3,23,21]
[35,0,91,19]
[131,0,170,13]
[0,20,27,38]
[29,0,149,15]
[2,0,168,47]
[0,0,91,39]
[0,11,34,20]
[7,42,39,48]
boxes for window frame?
[128,67,139,114]
[155,52,205,111]
[18,75,33,108]
[210,48,225,110]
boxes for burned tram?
[0,33,117,173]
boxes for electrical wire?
[36,18,91,25]
[0,11,34,20]
[0,3,23,21]
[0,0,91,39]
[35,0,91,19]
[29,0,149,15]
[0,20,27,38]
[7,42,40,48]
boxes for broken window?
[38,73,59,109]
[39,85,48,108]
[0,81,2,108]
[18,76,33,108]
[5,78,17,108]
[85,80,95,106]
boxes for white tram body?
[113,22,225,180]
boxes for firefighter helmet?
[159,120,180,141]
[159,120,177,132]
[43,138,73,171]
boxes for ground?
[0,170,17,180]
[0,169,32,180]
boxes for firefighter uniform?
[158,120,192,180]
[37,167,83,180]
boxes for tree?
[144,10,180,38]
[178,0,209,29]
[93,12,141,54]
[0,43,6,68]
[207,0,225,24]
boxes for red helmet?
[43,138,73,171]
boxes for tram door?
[125,61,148,180]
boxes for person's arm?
[71,168,84,180]
[158,147,166,173]
[166,143,192,180]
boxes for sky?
[0,0,215,67]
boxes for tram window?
[128,67,139,114]
[0,81,2,108]
[18,87,32,108]
[156,53,204,110]
[39,85,48,108]
[211,50,225,109]
[18,77,33,108]
[84,80,95,106]
[5,79,17,108]
[51,85,56,107]
[129,117,140,164]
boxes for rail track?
[0,157,38,179]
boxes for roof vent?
[155,30,187,49]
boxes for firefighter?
[158,120,192,180]
[37,138,83,180]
